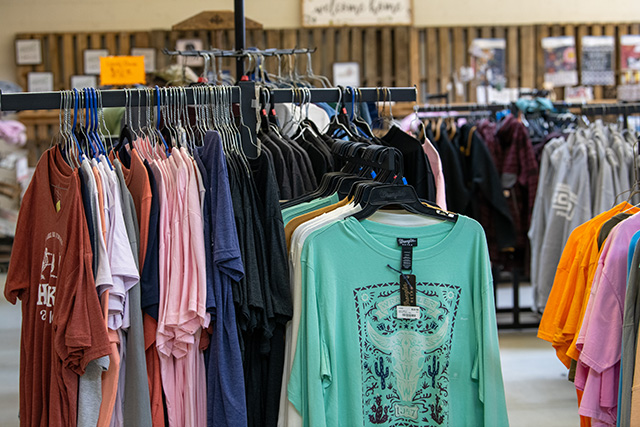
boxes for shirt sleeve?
[472,225,509,426]
[4,186,34,304]
[288,255,329,427]
[54,251,111,375]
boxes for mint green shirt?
[281,193,340,226]
[288,215,509,426]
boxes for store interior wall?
[1,0,639,85]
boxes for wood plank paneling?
[409,28,420,96]
[425,27,438,96]
[452,27,465,102]
[394,27,410,87]
[535,25,549,91]
[323,29,336,79]
[311,28,324,79]
[520,25,535,90]
[438,27,451,95]
[14,22,640,103]
[507,26,519,88]
[364,28,378,87]
[61,34,74,89]
[467,27,479,102]
[381,28,392,87]
[351,28,364,86]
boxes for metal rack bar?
[268,87,417,104]
[0,87,241,112]
[162,47,317,58]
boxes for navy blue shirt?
[200,131,247,427]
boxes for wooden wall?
[14,23,640,102]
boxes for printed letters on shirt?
[37,232,62,324]
[552,183,578,220]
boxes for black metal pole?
[234,0,245,80]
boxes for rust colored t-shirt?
[4,147,111,427]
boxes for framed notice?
[15,39,42,65]
[84,49,109,75]
[175,39,204,66]
[131,48,156,73]
[469,38,506,87]
[333,62,360,87]
[27,72,54,92]
[542,36,578,87]
[621,35,640,71]
[302,0,413,27]
[581,36,614,86]
[71,75,98,89]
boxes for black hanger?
[280,141,383,208]
[351,183,457,222]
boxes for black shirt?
[382,125,437,202]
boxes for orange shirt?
[539,203,639,365]
[284,197,351,250]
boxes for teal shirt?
[288,215,509,426]
[281,193,340,226]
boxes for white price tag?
[397,306,420,320]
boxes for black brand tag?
[397,238,418,270]
[399,274,417,306]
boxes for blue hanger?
[83,89,98,158]
[347,86,356,122]
[92,89,113,169]
[155,85,170,157]
[71,89,84,163]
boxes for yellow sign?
[100,56,146,85]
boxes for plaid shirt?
[478,117,539,272]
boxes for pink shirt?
[422,137,447,210]
[576,213,640,425]
[95,159,139,331]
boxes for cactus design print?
[354,281,461,426]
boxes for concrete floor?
[0,277,580,426]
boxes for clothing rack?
[162,47,317,58]
[417,101,640,115]
[0,83,417,158]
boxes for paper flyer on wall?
[581,36,615,86]
[469,38,506,87]
[621,35,640,71]
[542,36,578,87]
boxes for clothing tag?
[55,200,61,212]
[399,274,417,306]
[397,306,421,320]
[397,238,418,270]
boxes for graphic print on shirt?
[354,282,461,426]
[551,183,578,220]
[38,231,63,324]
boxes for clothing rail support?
[234,0,246,80]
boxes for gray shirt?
[113,159,153,427]
[78,159,110,427]
[533,136,593,311]
[619,235,640,427]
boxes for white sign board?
[333,62,360,87]
[131,48,157,73]
[70,75,98,89]
[302,0,412,27]
[84,49,109,75]
[15,39,42,65]
[176,39,204,66]
[27,72,54,92]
